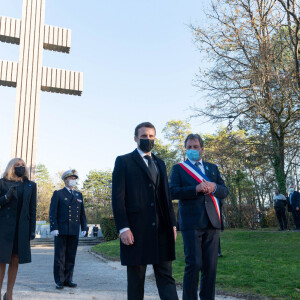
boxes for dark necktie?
[195,161,205,175]
[144,155,157,185]
[195,161,201,169]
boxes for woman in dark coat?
[0,158,36,300]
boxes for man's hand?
[296,207,299,211]
[196,180,216,195]
[196,182,208,193]
[204,180,216,194]
[50,230,59,237]
[120,230,134,245]
[81,231,86,236]
[173,226,177,242]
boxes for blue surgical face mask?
[186,149,200,161]
[290,188,294,193]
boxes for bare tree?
[191,0,300,193]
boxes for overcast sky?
[0,0,217,183]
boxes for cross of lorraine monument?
[0,0,83,179]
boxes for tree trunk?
[270,127,286,193]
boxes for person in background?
[84,226,89,237]
[289,186,300,230]
[49,169,87,289]
[92,225,99,237]
[273,189,287,231]
[0,158,36,300]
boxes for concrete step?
[31,237,104,247]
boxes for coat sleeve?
[213,166,229,200]
[49,191,59,231]
[169,164,198,200]
[29,182,37,235]
[160,160,177,227]
[80,196,87,231]
[296,192,300,207]
[167,184,177,227]
[112,156,129,232]
[0,180,9,207]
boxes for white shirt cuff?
[212,184,217,194]
[119,227,130,234]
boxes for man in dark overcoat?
[169,134,229,300]
[112,122,178,300]
[49,169,87,289]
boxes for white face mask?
[68,179,77,188]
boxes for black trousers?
[292,209,300,229]
[275,208,287,230]
[181,229,219,300]
[127,261,178,300]
[54,235,79,284]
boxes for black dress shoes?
[64,281,77,288]
[56,282,64,289]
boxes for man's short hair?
[134,122,156,137]
[184,133,204,148]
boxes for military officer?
[49,169,87,289]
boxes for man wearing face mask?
[169,134,228,300]
[289,186,300,230]
[112,122,178,300]
[49,169,87,289]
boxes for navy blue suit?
[289,191,300,229]
[170,160,228,300]
[49,187,87,284]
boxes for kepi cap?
[61,169,79,180]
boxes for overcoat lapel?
[203,161,213,181]
[131,149,156,186]
[152,154,162,187]
[22,181,32,208]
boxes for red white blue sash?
[178,160,221,222]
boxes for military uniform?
[49,170,87,286]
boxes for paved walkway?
[2,246,242,300]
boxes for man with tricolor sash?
[169,133,228,300]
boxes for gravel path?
[1,246,243,300]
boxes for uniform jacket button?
[150,202,154,207]
[152,222,156,226]
[149,184,152,187]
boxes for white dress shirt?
[65,186,73,194]
[187,158,206,174]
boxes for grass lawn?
[92,230,300,299]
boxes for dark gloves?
[5,186,17,202]
[30,232,36,240]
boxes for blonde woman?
[0,158,36,300]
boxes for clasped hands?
[196,179,216,195]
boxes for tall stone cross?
[0,0,83,178]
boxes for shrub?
[99,204,118,241]
[99,217,118,241]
